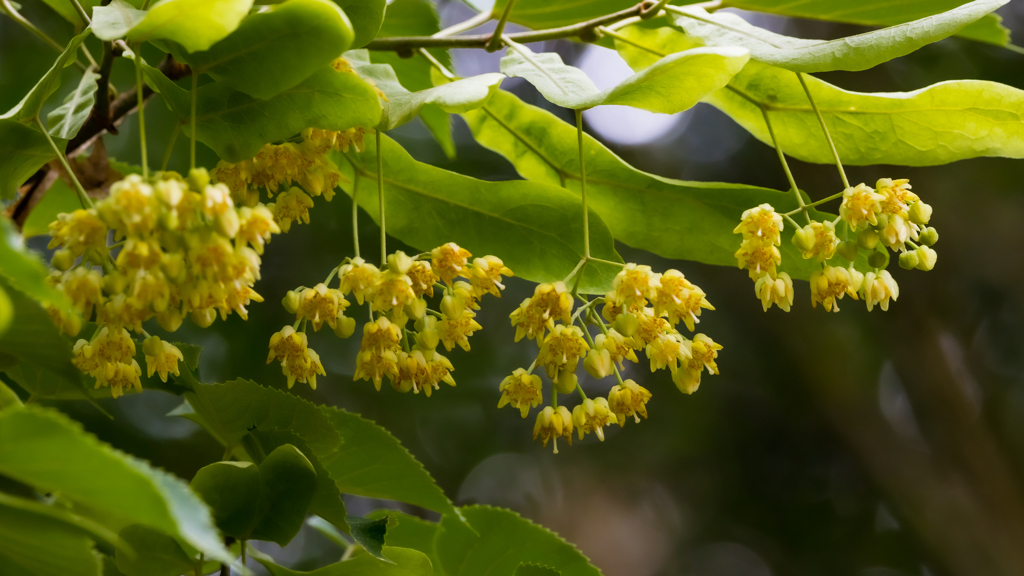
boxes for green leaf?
[0,120,56,200]
[0,406,233,564]
[485,0,637,30]
[669,0,1007,73]
[126,0,254,53]
[0,278,81,393]
[333,0,387,48]
[114,525,195,576]
[21,179,80,238]
[251,546,432,576]
[189,461,261,539]
[2,31,90,123]
[461,90,820,279]
[436,506,600,576]
[346,50,503,130]
[516,564,561,576]
[336,132,622,293]
[347,514,393,561]
[0,496,103,576]
[369,0,455,157]
[0,217,70,308]
[180,0,355,100]
[249,444,318,546]
[47,70,100,140]
[0,380,22,411]
[727,0,1011,47]
[91,0,148,41]
[499,43,748,112]
[367,510,441,569]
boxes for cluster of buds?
[504,263,722,453]
[47,168,278,395]
[268,242,512,395]
[734,178,935,313]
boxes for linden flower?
[96,294,147,333]
[285,346,326,390]
[395,349,456,397]
[810,266,864,312]
[267,325,308,367]
[876,178,918,216]
[48,209,108,256]
[793,221,838,262]
[652,269,714,331]
[93,326,136,364]
[646,332,692,372]
[360,316,403,353]
[879,214,919,252]
[438,311,482,352]
[432,242,472,286]
[533,406,574,453]
[407,261,439,298]
[296,283,349,331]
[734,238,781,280]
[537,324,590,379]
[498,368,543,417]
[840,184,884,231]
[116,238,163,271]
[862,270,899,312]
[634,308,671,348]
[572,398,617,441]
[370,270,416,319]
[236,205,280,254]
[129,270,171,313]
[100,360,143,398]
[468,256,513,299]
[673,334,722,394]
[583,348,614,379]
[733,203,783,246]
[509,281,572,342]
[355,347,400,391]
[754,272,794,312]
[608,379,652,426]
[610,264,660,311]
[101,174,157,236]
[270,187,314,232]
[338,257,380,305]
[59,267,105,319]
[594,329,638,369]
[142,336,183,383]
[72,340,103,377]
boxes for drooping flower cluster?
[268,242,512,395]
[503,263,722,453]
[47,169,281,396]
[734,178,936,313]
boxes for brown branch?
[95,41,117,136]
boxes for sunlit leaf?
[251,545,432,575]
[126,0,254,53]
[46,70,99,140]
[91,0,147,41]
[333,0,387,48]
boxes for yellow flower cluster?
[734,178,935,314]
[48,169,279,396]
[504,262,722,453]
[268,242,512,395]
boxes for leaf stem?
[160,123,180,172]
[485,0,518,52]
[575,109,590,258]
[598,26,666,57]
[376,129,386,264]
[67,0,90,24]
[417,48,456,80]
[435,8,494,37]
[760,108,810,224]
[796,72,849,189]
[562,257,588,284]
[352,172,361,259]
[132,46,148,178]
[35,116,93,209]
[190,73,198,170]
[782,191,844,216]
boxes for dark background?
[5,1,1024,575]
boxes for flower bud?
[611,312,639,337]
[333,314,357,339]
[909,201,932,226]
[191,308,216,328]
[584,348,614,379]
[245,189,261,208]
[387,250,414,275]
[216,210,240,239]
[875,213,889,229]
[104,272,129,294]
[898,250,919,270]
[554,369,578,394]
[791,226,816,252]
[51,249,75,271]
[918,227,939,246]
[440,294,465,320]
[282,290,302,314]
[415,315,439,350]
[857,229,880,250]
[867,250,887,269]
[404,297,427,320]
[915,245,937,271]
[157,309,184,332]
[837,240,858,262]
[187,167,210,191]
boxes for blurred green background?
[5,1,1024,575]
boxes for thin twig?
[160,123,180,172]
[132,46,149,178]
[485,0,518,52]
[417,48,455,80]
[434,9,493,37]
[68,0,90,24]
[35,117,93,209]
[376,129,386,264]
[575,109,590,258]
[760,108,810,224]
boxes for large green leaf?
[369,0,455,157]
[333,0,387,48]
[368,510,442,571]
[336,133,622,293]
[461,91,820,279]
[0,217,69,308]
[114,524,195,576]
[499,44,748,112]
[0,497,103,576]
[345,51,503,130]
[2,32,90,123]
[435,506,600,576]
[91,0,148,41]
[727,0,1011,47]
[467,0,638,30]
[516,565,561,576]
[0,406,233,563]
[146,65,382,162]
[0,120,56,200]
[126,0,254,53]
[248,444,318,546]
[252,546,433,575]
[189,461,261,539]
[180,0,355,100]
[47,70,100,140]
[0,279,81,393]
[669,0,1006,73]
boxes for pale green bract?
[124,0,254,53]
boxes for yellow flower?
[338,257,380,305]
[96,294,148,333]
[47,209,108,256]
[99,360,143,398]
[537,324,590,380]
[735,238,781,280]
[651,269,714,331]
[431,242,472,286]
[286,346,326,390]
[100,174,158,236]
[876,178,918,216]
[370,270,416,320]
[394,349,455,396]
[583,348,614,379]
[414,315,440,350]
[646,332,691,372]
[634,308,671,348]
[270,187,314,232]
[467,256,513,299]
[355,347,399,391]
[793,220,838,262]
[143,336,183,383]
[509,281,572,342]
[72,339,103,377]
[533,406,573,453]
[296,283,349,331]
[438,311,482,352]
[236,205,280,254]
[267,325,308,367]
[116,238,164,272]
[878,213,918,252]
[810,266,863,312]
[862,270,899,311]
[608,379,652,425]
[733,203,783,246]
[93,326,136,364]
[610,264,659,311]
[593,328,638,369]
[498,368,543,417]
[128,270,171,313]
[59,267,105,319]
[406,260,438,298]
[359,316,403,353]
[673,334,722,394]
[753,272,794,312]
[839,184,884,231]
[572,398,616,441]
